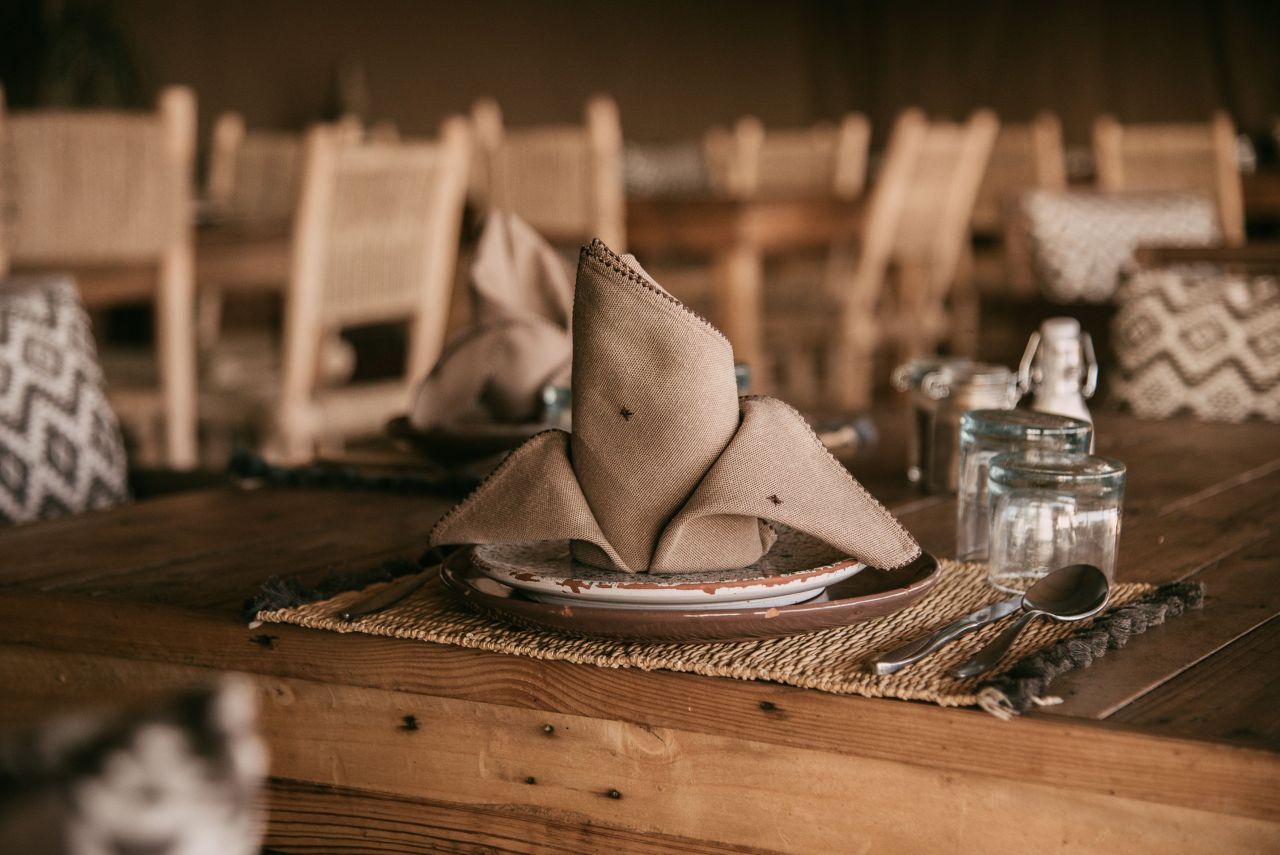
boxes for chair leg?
[949,249,981,357]
[197,288,225,352]
[157,243,198,469]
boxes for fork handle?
[949,610,1041,679]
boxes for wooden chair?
[469,95,625,249]
[760,110,928,411]
[971,113,1067,297]
[206,119,471,463]
[206,112,366,225]
[971,112,1066,234]
[0,85,199,468]
[886,109,1001,362]
[694,115,872,406]
[704,114,871,200]
[1093,112,1245,245]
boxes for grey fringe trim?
[976,581,1205,719]
[227,449,479,496]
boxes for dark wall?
[10,1,1280,146]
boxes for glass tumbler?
[956,409,1092,562]
[987,452,1126,594]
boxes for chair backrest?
[971,112,1066,234]
[846,109,929,305]
[1093,112,1244,245]
[470,95,625,249]
[893,110,1001,291]
[0,86,195,269]
[704,114,871,199]
[0,86,199,469]
[278,119,471,429]
[207,112,363,225]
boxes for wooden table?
[1244,170,1280,223]
[627,196,862,386]
[31,222,295,309]
[0,412,1277,853]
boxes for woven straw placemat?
[254,559,1203,717]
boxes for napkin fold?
[429,240,921,574]
[410,212,572,427]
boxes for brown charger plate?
[386,415,548,465]
[439,547,942,642]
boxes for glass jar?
[986,452,1126,594]
[913,362,1019,494]
[956,409,1092,562]
[892,357,969,484]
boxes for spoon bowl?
[949,563,1110,679]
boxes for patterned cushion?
[1021,190,1221,303]
[0,275,129,524]
[1110,265,1280,422]
[0,677,267,855]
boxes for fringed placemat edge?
[974,580,1205,719]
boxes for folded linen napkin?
[429,240,921,574]
[410,211,572,427]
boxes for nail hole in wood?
[524,776,537,785]
[606,789,622,800]
[542,724,555,735]
[249,634,278,649]
[397,715,419,732]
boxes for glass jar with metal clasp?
[894,359,1020,495]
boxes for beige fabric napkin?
[430,240,921,574]
[410,212,572,427]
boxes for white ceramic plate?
[471,527,866,608]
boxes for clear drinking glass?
[987,452,1126,594]
[956,409,1092,561]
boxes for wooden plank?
[0,593,1276,821]
[0,487,453,608]
[0,646,1276,854]
[263,778,779,855]
[1108,616,1280,752]
[1042,533,1280,720]
[1116,468,1280,584]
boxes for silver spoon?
[948,564,1110,680]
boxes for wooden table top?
[0,410,1276,853]
[626,194,863,256]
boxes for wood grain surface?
[0,410,1276,853]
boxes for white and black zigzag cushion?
[1111,265,1280,422]
[0,275,129,524]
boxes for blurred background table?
[627,196,863,392]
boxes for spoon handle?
[948,610,1041,679]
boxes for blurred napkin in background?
[410,211,572,428]
[430,240,921,575]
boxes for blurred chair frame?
[0,85,199,468]
[469,95,625,250]
[885,109,1001,363]
[971,112,1066,297]
[252,118,471,462]
[1093,111,1245,246]
[704,113,871,200]
[971,112,1066,236]
[700,113,872,409]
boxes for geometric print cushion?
[0,274,129,524]
[0,677,267,855]
[1110,265,1280,422]
[1021,190,1221,303]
